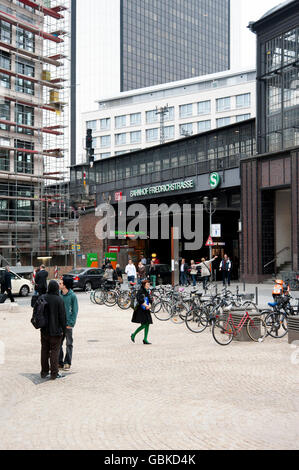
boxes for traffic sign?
[205,236,214,247]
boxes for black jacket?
[41,281,66,336]
[149,265,159,276]
[2,271,12,290]
[35,270,48,294]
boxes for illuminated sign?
[130,179,195,198]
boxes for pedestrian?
[115,264,123,282]
[190,260,199,287]
[137,260,146,285]
[125,259,137,283]
[35,264,48,296]
[199,256,218,289]
[141,255,147,265]
[148,260,158,288]
[40,280,66,380]
[130,279,153,345]
[103,263,115,281]
[219,254,232,286]
[1,266,15,303]
[179,258,189,286]
[58,276,79,371]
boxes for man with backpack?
[58,276,78,371]
[39,280,66,380]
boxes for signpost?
[211,224,221,238]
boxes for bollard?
[255,287,258,306]
[243,281,246,292]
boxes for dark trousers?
[1,287,14,302]
[180,272,188,286]
[202,276,209,289]
[59,328,73,366]
[41,333,62,378]
[222,271,231,286]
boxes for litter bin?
[222,306,261,342]
[287,315,299,344]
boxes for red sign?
[115,192,123,202]
[108,246,120,253]
[205,236,214,247]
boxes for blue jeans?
[191,274,197,286]
[180,272,188,286]
[59,328,73,366]
[128,276,135,283]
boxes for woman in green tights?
[131,279,153,345]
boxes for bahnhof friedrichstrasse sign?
[130,179,195,198]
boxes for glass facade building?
[120,0,230,91]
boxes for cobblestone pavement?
[0,290,298,450]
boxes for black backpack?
[31,295,48,330]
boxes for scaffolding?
[0,0,71,266]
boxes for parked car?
[63,268,105,291]
[145,264,172,285]
[0,268,33,297]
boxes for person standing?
[137,261,146,285]
[1,266,15,303]
[115,264,123,282]
[148,260,158,288]
[219,254,232,286]
[179,259,189,286]
[190,260,199,287]
[35,265,48,296]
[40,280,66,380]
[131,279,153,345]
[125,259,137,283]
[58,276,78,371]
[199,256,218,289]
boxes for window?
[164,107,175,122]
[197,120,211,132]
[130,131,141,144]
[236,93,251,108]
[0,149,9,171]
[100,135,111,148]
[115,150,128,155]
[0,72,10,89]
[180,123,193,136]
[16,27,35,52]
[0,51,11,70]
[146,128,159,142]
[216,97,231,112]
[15,104,34,135]
[16,58,35,95]
[0,101,10,131]
[0,20,11,44]
[164,126,175,140]
[216,117,231,128]
[100,118,110,131]
[115,133,127,146]
[198,100,211,115]
[236,114,251,122]
[86,120,97,131]
[179,103,193,118]
[130,113,141,126]
[115,115,126,129]
[15,186,34,222]
[146,110,158,124]
[15,140,34,174]
[100,152,111,159]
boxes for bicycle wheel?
[170,301,188,324]
[153,301,172,321]
[94,289,105,305]
[247,316,267,342]
[117,292,131,310]
[185,308,208,333]
[90,290,96,304]
[265,312,288,338]
[104,290,117,307]
[242,301,259,313]
[212,316,234,345]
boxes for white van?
[0,268,33,297]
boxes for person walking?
[219,254,232,286]
[40,280,66,380]
[199,256,218,290]
[125,259,137,283]
[179,259,189,286]
[115,264,123,282]
[130,279,153,345]
[58,276,79,371]
[35,265,48,296]
[190,260,199,287]
[1,266,15,303]
[148,260,158,288]
[137,261,146,285]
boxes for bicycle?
[212,311,267,346]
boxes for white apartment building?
[81,69,256,162]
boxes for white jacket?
[125,264,137,277]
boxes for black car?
[63,268,104,291]
[145,264,172,285]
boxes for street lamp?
[203,196,218,261]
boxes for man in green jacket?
[58,276,79,371]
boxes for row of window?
[0,20,35,52]
[95,114,251,148]
[0,140,34,174]
[87,94,251,133]
[0,101,35,135]
[0,50,35,95]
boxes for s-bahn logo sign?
[130,179,195,198]
[209,172,221,189]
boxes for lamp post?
[203,197,218,261]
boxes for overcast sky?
[238,0,284,68]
